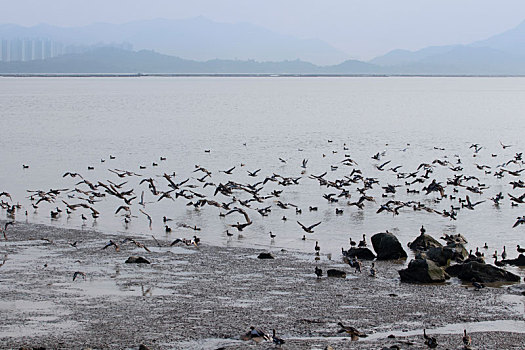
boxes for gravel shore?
[0,222,524,349]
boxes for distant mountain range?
[2,17,525,75]
[0,17,349,66]
[0,47,377,74]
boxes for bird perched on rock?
[358,234,367,248]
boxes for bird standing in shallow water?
[315,266,322,278]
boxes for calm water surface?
[1,76,525,273]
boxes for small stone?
[125,256,151,264]
[327,269,346,278]
[257,252,274,259]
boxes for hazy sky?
[2,0,525,59]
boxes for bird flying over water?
[297,221,321,233]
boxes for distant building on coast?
[0,38,132,62]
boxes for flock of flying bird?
[0,140,523,348]
[1,140,525,261]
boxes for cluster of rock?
[342,231,407,261]
[398,228,521,284]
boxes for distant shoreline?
[2,73,525,78]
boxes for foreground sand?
[0,221,524,349]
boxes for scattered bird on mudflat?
[241,326,268,341]
[314,241,320,253]
[423,329,438,348]
[471,279,485,291]
[315,266,323,278]
[369,262,377,277]
[337,322,367,340]
[271,329,285,345]
[463,329,472,349]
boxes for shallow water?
[1,77,525,272]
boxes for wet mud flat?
[0,222,524,349]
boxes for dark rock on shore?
[343,247,376,260]
[423,244,468,266]
[371,232,407,260]
[502,254,525,266]
[408,233,442,251]
[445,261,521,283]
[125,256,151,264]
[327,269,346,278]
[398,258,448,283]
[445,242,469,261]
[257,252,275,259]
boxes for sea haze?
[0,77,524,270]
